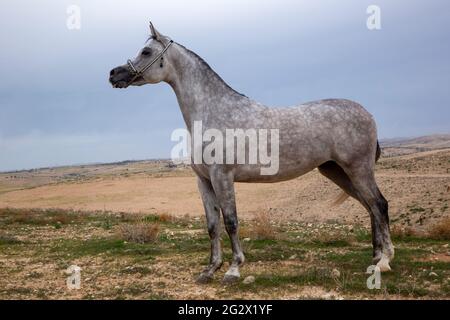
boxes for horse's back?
[265,98,378,167]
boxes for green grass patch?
[312,239,352,248]
[50,237,162,259]
[0,208,86,226]
[0,235,22,245]
[1,207,448,299]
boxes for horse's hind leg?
[343,164,394,271]
[196,176,223,283]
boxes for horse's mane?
[175,42,246,98]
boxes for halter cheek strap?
[126,39,174,84]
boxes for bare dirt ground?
[0,149,448,230]
[0,135,449,299]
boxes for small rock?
[289,254,297,260]
[243,276,255,284]
[321,293,333,300]
[243,238,251,242]
[429,272,438,277]
[331,268,341,278]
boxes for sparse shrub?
[52,221,62,229]
[142,213,175,223]
[118,221,160,244]
[311,232,352,247]
[101,218,113,230]
[0,234,21,245]
[157,213,173,223]
[119,212,139,222]
[390,224,417,239]
[240,211,277,240]
[239,225,252,239]
[253,211,277,240]
[428,217,450,240]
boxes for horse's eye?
[142,49,151,56]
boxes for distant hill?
[380,134,450,157]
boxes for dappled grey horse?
[109,22,394,283]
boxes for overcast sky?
[0,0,449,171]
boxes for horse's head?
[109,22,173,88]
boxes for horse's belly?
[233,158,323,183]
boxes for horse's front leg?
[210,167,245,284]
[196,176,223,283]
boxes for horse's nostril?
[110,69,115,76]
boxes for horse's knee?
[223,214,238,234]
[206,206,221,237]
[207,220,219,238]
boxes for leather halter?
[126,39,174,84]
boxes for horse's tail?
[331,192,350,207]
[331,140,381,207]
[375,140,381,162]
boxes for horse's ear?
[149,21,163,40]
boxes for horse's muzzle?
[109,66,133,88]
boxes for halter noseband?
[126,39,174,84]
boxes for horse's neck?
[166,44,247,131]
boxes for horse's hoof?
[222,274,240,284]
[376,254,392,272]
[196,273,213,284]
